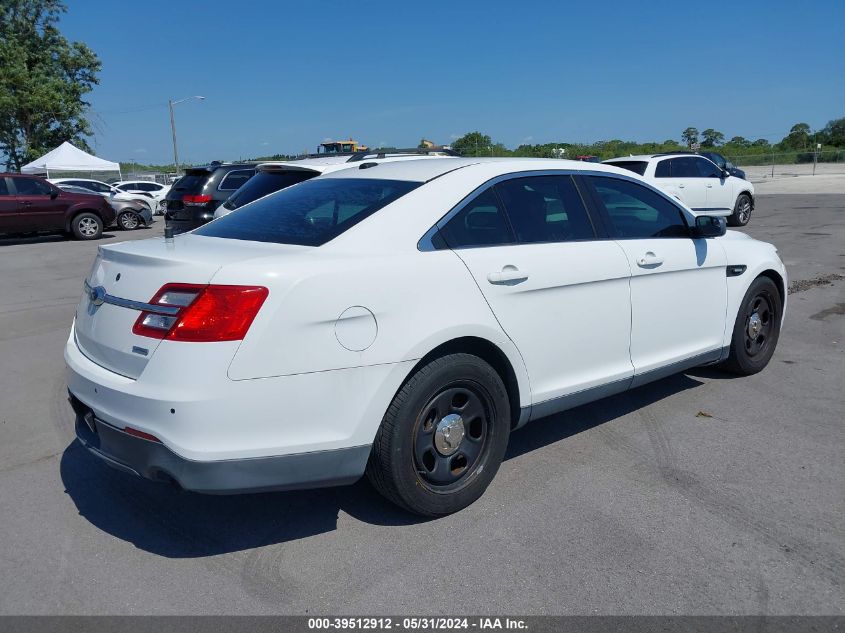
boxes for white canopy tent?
[20,142,121,178]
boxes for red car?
[0,173,115,240]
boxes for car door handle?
[487,266,529,285]
[705,183,713,188]
[21,201,32,207]
[637,252,664,267]
[678,184,685,188]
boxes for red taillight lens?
[182,194,212,205]
[132,284,268,342]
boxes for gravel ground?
[0,194,842,615]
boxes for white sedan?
[604,154,755,226]
[113,180,171,215]
[65,158,786,515]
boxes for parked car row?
[66,155,784,516]
[0,173,154,240]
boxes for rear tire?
[117,211,140,230]
[728,193,752,227]
[71,213,103,240]
[366,353,511,516]
[721,276,782,375]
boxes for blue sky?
[61,0,845,164]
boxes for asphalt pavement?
[0,195,842,615]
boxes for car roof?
[318,157,639,183]
[256,154,455,175]
[49,177,112,184]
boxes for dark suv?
[0,173,115,240]
[164,162,255,233]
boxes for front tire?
[117,211,140,230]
[728,193,752,227]
[71,213,103,240]
[721,276,782,375]
[366,353,511,516]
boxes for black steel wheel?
[367,353,511,516]
[722,276,782,375]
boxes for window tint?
[224,170,317,210]
[0,178,9,196]
[695,157,721,178]
[668,157,701,178]
[439,187,515,248]
[171,172,209,193]
[195,178,419,246]
[654,160,671,178]
[701,152,725,169]
[606,161,648,176]
[589,176,689,238]
[14,177,52,196]
[495,175,594,243]
[218,169,255,191]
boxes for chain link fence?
[728,150,845,180]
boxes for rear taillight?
[182,194,212,205]
[132,284,268,342]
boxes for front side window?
[195,178,420,246]
[588,176,689,239]
[439,187,515,249]
[695,158,721,178]
[14,177,52,196]
[495,175,594,244]
[218,169,255,191]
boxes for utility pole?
[168,99,179,175]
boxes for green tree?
[728,136,751,148]
[0,0,101,171]
[701,128,725,147]
[781,123,811,149]
[452,131,493,156]
[820,117,845,147]
[681,127,699,148]
[752,138,770,147]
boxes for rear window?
[224,170,317,210]
[606,161,648,176]
[170,172,210,193]
[195,178,420,246]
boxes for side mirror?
[50,189,59,199]
[692,215,727,238]
[720,168,730,179]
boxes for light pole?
[168,95,205,175]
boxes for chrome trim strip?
[84,280,180,315]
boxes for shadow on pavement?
[60,372,706,558]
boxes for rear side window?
[606,161,648,176]
[439,187,515,249]
[668,157,700,178]
[218,169,255,191]
[654,160,671,178]
[195,178,420,246]
[14,177,52,195]
[224,171,317,210]
[495,175,594,243]
[588,176,689,238]
[0,178,9,195]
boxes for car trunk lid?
[73,234,290,379]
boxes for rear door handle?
[21,201,32,207]
[487,265,529,285]
[678,184,685,188]
[637,252,664,267]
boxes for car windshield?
[195,178,420,246]
[224,170,318,210]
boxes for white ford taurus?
[66,158,786,515]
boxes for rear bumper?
[69,393,370,494]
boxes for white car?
[213,150,457,219]
[66,158,786,515]
[113,180,171,215]
[603,154,755,226]
[49,178,155,213]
